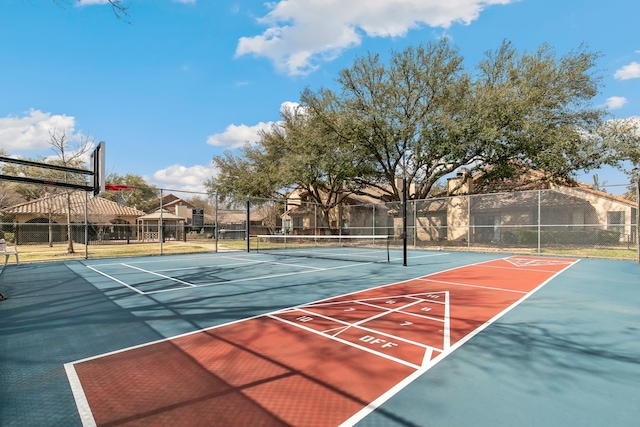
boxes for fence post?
[214,193,218,253]
[372,204,376,235]
[537,190,542,255]
[246,198,250,253]
[637,178,639,264]
[467,194,471,250]
[159,189,164,255]
[84,191,89,260]
[413,200,417,249]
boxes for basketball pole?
[84,191,89,260]
[402,175,407,266]
[402,144,408,267]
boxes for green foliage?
[473,42,608,184]
[206,143,288,204]
[209,38,628,203]
[3,232,16,244]
[305,38,473,200]
[207,102,371,212]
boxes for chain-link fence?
[1,185,638,264]
[257,187,638,260]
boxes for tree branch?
[51,1,130,22]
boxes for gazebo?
[136,209,186,242]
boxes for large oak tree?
[209,39,633,203]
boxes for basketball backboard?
[91,141,106,196]
[0,146,102,193]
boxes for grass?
[12,240,243,264]
[540,247,639,260]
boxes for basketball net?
[104,184,136,206]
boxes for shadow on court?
[1,253,638,427]
[356,258,640,427]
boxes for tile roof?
[1,192,146,216]
[569,185,636,207]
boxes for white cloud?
[614,61,640,80]
[206,101,301,149]
[148,163,217,193]
[236,0,514,75]
[279,101,302,115]
[0,110,78,152]
[605,96,628,110]
[206,122,275,149]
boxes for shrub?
[502,229,621,246]
[2,232,16,243]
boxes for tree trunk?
[48,210,53,247]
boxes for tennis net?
[253,234,390,263]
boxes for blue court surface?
[1,250,639,426]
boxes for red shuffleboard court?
[65,255,578,426]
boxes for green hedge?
[502,229,622,246]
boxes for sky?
[1,0,639,195]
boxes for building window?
[607,211,625,235]
[293,217,303,230]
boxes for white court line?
[279,299,444,351]
[443,291,451,349]
[74,253,567,427]
[338,257,581,427]
[64,364,97,427]
[86,254,355,294]
[88,252,313,269]
[153,259,273,272]
[266,313,422,370]
[86,250,449,295]
[85,265,146,295]
[302,292,448,323]
[309,293,447,308]
[145,261,374,294]
[121,263,198,287]
[338,299,446,323]
[416,277,530,294]
[421,348,435,366]
[86,253,232,267]
[341,299,431,328]
[505,257,576,267]
[153,258,324,273]
[475,263,567,274]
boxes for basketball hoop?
[105,184,136,206]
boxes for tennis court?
[1,248,639,426]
